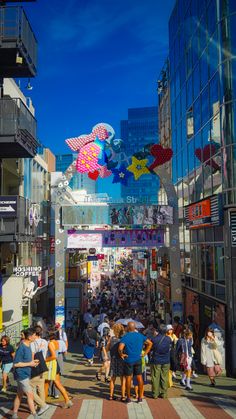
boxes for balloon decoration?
[66,123,173,184]
[127,156,150,180]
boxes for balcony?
[0,6,37,77]
[0,97,38,157]
[0,195,34,242]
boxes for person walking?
[106,323,125,401]
[150,326,172,399]
[165,324,178,385]
[82,323,99,366]
[118,321,152,404]
[201,327,222,386]
[12,328,39,419]
[44,331,72,408]
[30,326,50,416]
[176,330,194,391]
[0,336,15,393]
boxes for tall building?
[120,107,159,204]
[56,153,96,195]
[168,0,236,375]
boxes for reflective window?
[208,31,219,78]
[200,49,208,89]
[194,97,201,133]
[186,75,193,108]
[201,87,210,127]
[193,63,200,101]
[207,0,217,38]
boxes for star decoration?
[112,164,132,186]
[127,156,150,180]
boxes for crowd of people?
[0,264,224,415]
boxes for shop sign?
[87,256,98,261]
[50,237,55,254]
[28,204,40,227]
[67,234,102,249]
[185,194,223,229]
[151,249,157,271]
[230,212,236,247]
[0,196,17,218]
[13,266,42,277]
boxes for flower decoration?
[112,164,132,186]
[127,156,150,180]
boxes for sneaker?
[12,414,20,419]
[137,398,143,404]
[53,395,60,399]
[180,380,186,386]
[64,400,73,409]
[38,404,50,416]
[126,398,132,403]
[185,386,193,391]
[192,373,198,378]
[172,372,177,379]
[1,387,7,393]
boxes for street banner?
[67,229,164,248]
[0,196,17,218]
[62,204,173,226]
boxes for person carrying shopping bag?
[201,327,222,386]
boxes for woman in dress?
[44,330,72,408]
[106,323,125,401]
[176,330,193,391]
[201,327,222,386]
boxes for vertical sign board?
[231,212,236,247]
[185,194,223,229]
[55,306,65,328]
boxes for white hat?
[166,324,173,331]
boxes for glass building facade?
[120,107,159,204]
[169,0,236,373]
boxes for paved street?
[0,341,236,419]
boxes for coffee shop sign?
[13,266,42,277]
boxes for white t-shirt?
[98,322,110,337]
[58,340,67,354]
[31,338,48,360]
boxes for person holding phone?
[201,327,222,386]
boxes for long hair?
[204,327,215,339]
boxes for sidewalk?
[0,339,236,418]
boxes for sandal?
[120,397,126,402]
[108,396,117,400]
[96,372,101,381]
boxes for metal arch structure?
[153,164,182,317]
[52,161,182,328]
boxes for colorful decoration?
[66,123,173,185]
[112,164,132,186]
[127,156,150,180]
[148,144,173,171]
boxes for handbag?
[31,351,48,378]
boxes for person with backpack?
[105,323,125,401]
[82,323,99,366]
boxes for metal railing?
[0,319,22,347]
[0,6,37,71]
[0,97,37,139]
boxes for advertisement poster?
[67,233,103,249]
[55,306,65,328]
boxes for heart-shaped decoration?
[149,144,173,170]
[99,166,112,178]
[88,170,99,180]
[195,144,216,163]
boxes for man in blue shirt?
[12,328,39,419]
[118,322,152,403]
[150,325,172,399]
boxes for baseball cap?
[166,324,173,331]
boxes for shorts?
[17,378,32,394]
[124,360,142,376]
[1,362,13,374]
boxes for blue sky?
[21,0,175,155]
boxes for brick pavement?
[0,340,236,418]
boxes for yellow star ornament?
[127,156,150,180]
